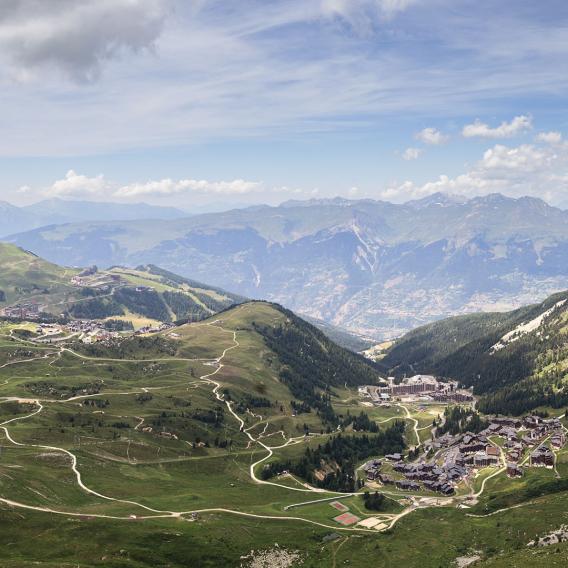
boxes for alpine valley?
[7,193,568,339]
[1,241,568,566]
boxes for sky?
[0,0,567,211]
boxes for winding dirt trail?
[399,404,421,448]
[0,314,422,533]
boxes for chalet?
[524,415,541,429]
[501,428,519,441]
[506,463,523,478]
[551,433,565,449]
[473,451,499,468]
[385,453,403,462]
[529,426,548,441]
[486,446,500,458]
[462,434,475,445]
[487,423,501,434]
[405,469,434,482]
[530,447,554,468]
[456,454,474,466]
[437,433,456,447]
[446,465,467,481]
[507,449,521,463]
[423,480,455,495]
[504,438,520,449]
[521,435,535,447]
[395,480,420,491]
[314,463,337,482]
[459,442,486,454]
[437,391,474,403]
[362,459,382,481]
[543,418,562,430]
[491,417,522,429]
[378,474,394,485]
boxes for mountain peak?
[280,197,356,208]
[470,193,557,212]
[405,192,467,209]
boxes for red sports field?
[333,512,360,526]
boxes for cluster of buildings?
[135,322,175,335]
[67,319,173,341]
[1,302,41,320]
[451,432,501,468]
[360,375,474,405]
[70,267,120,291]
[435,415,565,481]
[363,456,460,495]
[63,320,118,343]
[363,413,566,495]
[484,415,564,474]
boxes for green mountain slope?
[1,299,568,567]
[251,304,384,422]
[382,290,568,414]
[0,243,244,326]
[0,242,77,306]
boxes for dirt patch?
[36,452,72,466]
[240,547,302,568]
[528,524,568,548]
[455,555,481,567]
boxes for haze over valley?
[5,192,568,339]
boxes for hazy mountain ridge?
[7,193,568,338]
[0,198,187,238]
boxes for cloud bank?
[383,136,568,204]
[24,170,312,203]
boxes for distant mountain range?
[6,192,568,338]
[0,198,187,237]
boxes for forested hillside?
[382,291,568,415]
[254,305,384,424]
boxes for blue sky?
[0,0,567,210]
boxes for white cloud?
[536,131,563,145]
[46,170,108,197]
[0,0,168,81]
[481,144,553,172]
[462,115,532,139]
[36,171,272,201]
[382,140,568,205]
[115,178,262,197]
[402,147,423,160]
[415,127,448,145]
